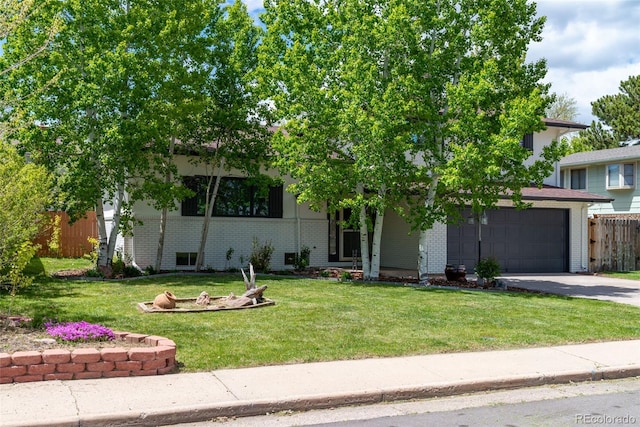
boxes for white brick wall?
[380,210,447,274]
[127,216,331,271]
[121,200,588,274]
[106,153,590,274]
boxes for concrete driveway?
[498,273,640,307]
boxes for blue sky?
[244,0,640,125]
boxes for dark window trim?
[521,133,533,151]
[570,168,587,190]
[176,252,198,266]
[181,176,283,218]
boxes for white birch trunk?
[369,206,384,280]
[95,198,109,271]
[418,175,439,286]
[195,157,225,271]
[356,183,371,279]
[155,136,176,272]
[358,204,371,279]
[105,182,125,266]
[95,182,125,277]
[156,207,168,272]
[418,229,429,286]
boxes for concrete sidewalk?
[1,340,639,427]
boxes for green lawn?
[2,258,639,372]
[23,256,94,276]
[600,271,640,280]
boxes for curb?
[7,365,639,427]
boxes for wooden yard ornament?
[138,263,273,313]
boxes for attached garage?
[447,207,569,273]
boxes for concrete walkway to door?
[498,273,640,307]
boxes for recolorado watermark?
[576,414,637,425]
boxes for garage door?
[447,208,569,273]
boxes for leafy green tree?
[0,141,51,298]
[591,74,640,144]
[0,0,62,139]
[545,92,578,121]
[259,0,560,282]
[1,0,222,275]
[570,75,640,152]
[135,3,228,272]
[184,1,271,272]
[558,134,593,155]
[568,121,619,152]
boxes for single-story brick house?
[106,118,611,275]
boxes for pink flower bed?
[0,331,177,384]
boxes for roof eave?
[542,118,589,130]
[560,157,640,168]
[518,195,614,203]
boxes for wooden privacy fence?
[33,211,98,258]
[589,215,640,272]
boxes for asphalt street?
[170,378,640,427]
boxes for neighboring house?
[558,145,640,272]
[106,118,611,275]
[558,145,640,216]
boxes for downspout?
[295,196,301,255]
[582,203,592,272]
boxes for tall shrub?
[0,142,51,310]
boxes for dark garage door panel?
[447,208,569,273]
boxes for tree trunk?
[155,136,175,272]
[417,176,439,285]
[95,198,109,273]
[369,205,384,280]
[357,183,371,279]
[418,229,429,286]
[95,182,124,277]
[195,157,225,271]
[101,182,125,277]
[156,206,168,272]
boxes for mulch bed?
[51,268,91,278]
[48,267,546,294]
[298,268,547,294]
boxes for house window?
[182,176,283,217]
[176,252,198,266]
[607,163,635,189]
[520,133,533,151]
[570,168,586,190]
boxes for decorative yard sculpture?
[195,291,210,306]
[152,291,177,309]
[138,264,274,313]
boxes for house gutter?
[516,195,614,203]
[560,156,640,168]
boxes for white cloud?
[545,63,640,124]
[242,0,265,13]
[528,0,640,124]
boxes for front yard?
[2,259,639,372]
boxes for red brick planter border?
[0,331,177,384]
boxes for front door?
[328,209,362,262]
